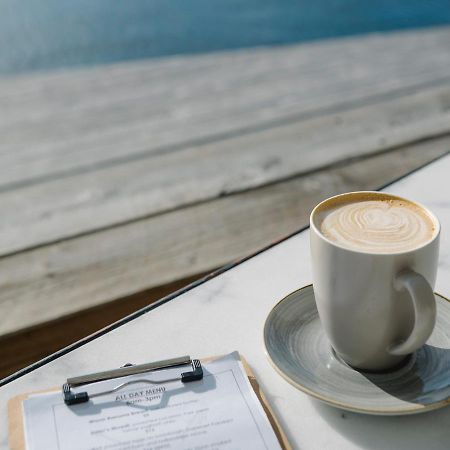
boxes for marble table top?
[1,153,449,450]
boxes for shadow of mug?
[360,345,450,405]
[311,345,450,450]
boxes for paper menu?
[20,352,283,450]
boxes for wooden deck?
[1,26,450,377]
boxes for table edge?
[1,150,449,387]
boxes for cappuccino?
[317,195,436,253]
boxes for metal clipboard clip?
[62,355,203,405]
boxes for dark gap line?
[1,74,450,193]
[1,133,449,259]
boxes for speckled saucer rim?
[263,284,450,415]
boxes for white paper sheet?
[22,352,282,450]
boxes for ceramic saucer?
[264,284,450,415]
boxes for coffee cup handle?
[389,270,436,356]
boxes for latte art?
[320,199,435,252]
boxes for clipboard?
[8,353,291,450]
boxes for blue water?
[1,0,450,75]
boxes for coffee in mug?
[310,192,440,371]
[319,195,436,253]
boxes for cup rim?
[310,191,441,255]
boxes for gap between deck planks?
[2,83,450,256]
[0,137,448,339]
[0,271,208,379]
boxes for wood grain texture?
[0,137,448,336]
[2,83,450,256]
[1,27,450,189]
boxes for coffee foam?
[317,195,436,253]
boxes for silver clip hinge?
[63,356,203,405]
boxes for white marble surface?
[1,154,449,450]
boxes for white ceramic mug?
[310,191,440,371]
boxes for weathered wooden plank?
[2,83,450,256]
[1,27,450,187]
[0,271,208,379]
[0,137,448,336]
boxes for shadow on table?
[312,345,450,450]
[312,398,450,450]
